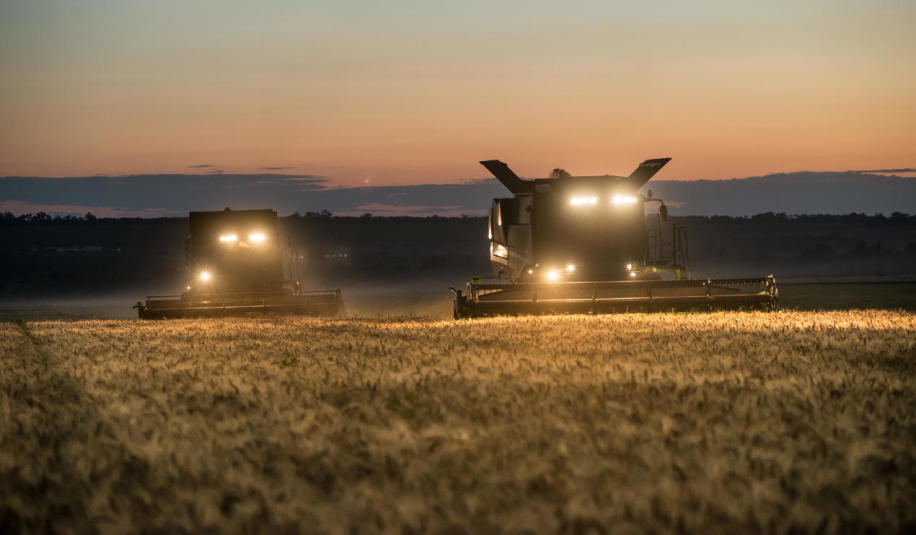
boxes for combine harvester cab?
[451,159,778,318]
[136,209,344,318]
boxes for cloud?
[187,164,212,168]
[1,171,914,217]
[0,173,332,216]
[339,202,478,217]
[0,200,170,218]
[278,174,326,182]
[259,166,296,171]
[855,168,916,174]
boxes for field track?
[2,311,915,533]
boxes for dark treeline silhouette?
[2,212,915,298]
[4,210,915,225]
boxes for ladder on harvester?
[647,219,690,278]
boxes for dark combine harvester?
[451,158,777,318]
[135,209,343,318]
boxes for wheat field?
[1,311,914,533]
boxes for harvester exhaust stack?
[454,157,778,318]
[135,209,344,318]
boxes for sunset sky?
[1,0,914,186]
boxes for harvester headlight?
[570,195,598,207]
[491,243,508,258]
[219,234,238,243]
[566,264,576,273]
[248,232,267,243]
[629,271,637,278]
[199,270,211,282]
[612,194,638,205]
[626,263,632,270]
[527,268,534,274]
[546,269,560,282]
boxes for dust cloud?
[0,282,459,321]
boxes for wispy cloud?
[0,200,170,218]
[345,202,474,217]
[0,173,332,216]
[1,171,913,217]
[856,168,916,174]
[259,166,295,171]
[187,164,212,169]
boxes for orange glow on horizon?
[1,2,913,186]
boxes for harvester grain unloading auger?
[135,209,344,318]
[451,158,778,318]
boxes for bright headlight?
[546,269,560,282]
[199,270,211,282]
[249,232,266,243]
[570,196,598,206]
[566,264,576,273]
[612,194,638,205]
[219,234,237,243]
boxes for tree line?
[1,210,914,226]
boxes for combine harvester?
[135,209,344,318]
[451,158,777,318]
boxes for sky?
[1,0,914,186]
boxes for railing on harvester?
[646,218,690,276]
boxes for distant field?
[778,282,916,311]
[2,312,914,533]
